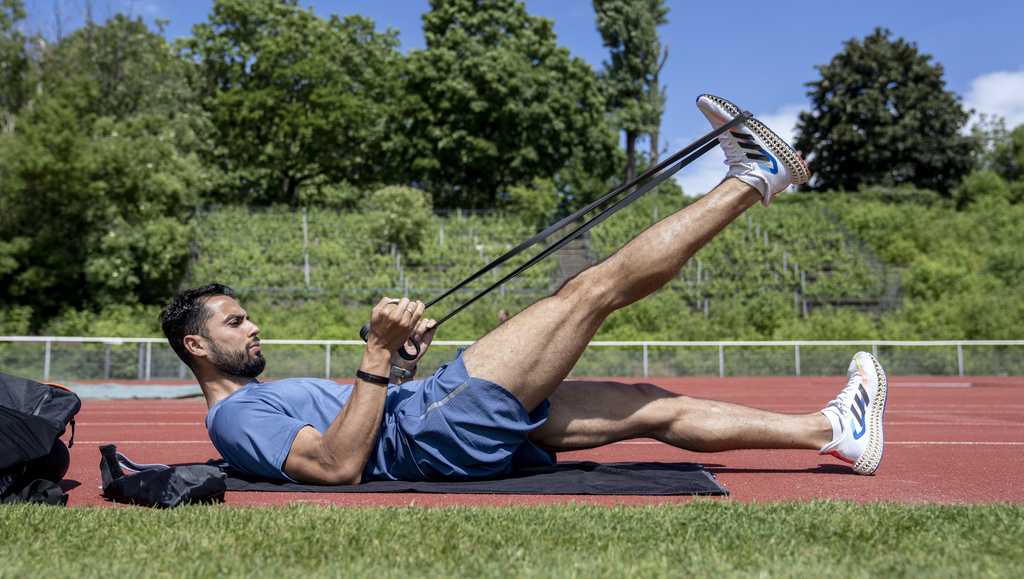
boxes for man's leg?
[465,94,811,412]
[530,381,832,452]
[464,177,759,411]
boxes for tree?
[0,15,211,321]
[183,0,402,205]
[593,0,668,181]
[989,124,1024,182]
[0,0,29,130]
[794,28,976,194]
[395,0,618,209]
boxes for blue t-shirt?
[205,355,555,483]
[206,378,352,482]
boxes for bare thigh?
[462,273,610,412]
[528,380,675,451]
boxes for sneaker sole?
[699,94,811,186]
[852,352,887,475]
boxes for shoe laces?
[825,374,862,416]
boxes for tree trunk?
[283,175,301,205]
[649,46,669,168]
[625,130,637,182]
[649,124,659,168]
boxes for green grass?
[2,502,1022,578]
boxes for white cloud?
[964,70,1024,128]
[673,103,804,196]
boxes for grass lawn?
[2,501,1022,578]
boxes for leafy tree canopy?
[395,0,618,209]
[0,0,29,121]
[183,0,402,205]
[593,0,668,180]
[794,28,976,195]
[989,124,1024,182]
[0,15,212,322]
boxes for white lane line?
[888,441,1024,446]
[77,422,201,426]
[891,382,973,388]
[80,411,204,415]
[610,440,1024,446]
[888,422,1022,426]
[73,440,1024,447]
[75,441,211,445]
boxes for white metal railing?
[2,337,1023,381]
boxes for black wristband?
[356,369,390,386]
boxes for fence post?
[137,342,145,380]
[325,343,332,380]
[104,343,112,380]
[642,343,649,378]
[794,344,801,377]
[956,343,964,377]
[302,207,311,289]
[145,342,152,381]
[43,340,51,381]
[718,344,725,378]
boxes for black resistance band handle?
[359,323,421,361]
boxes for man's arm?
[282,297,427,484]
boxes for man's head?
[160,284,265,379]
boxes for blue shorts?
[362,351,556,481]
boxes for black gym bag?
[0,372,80,505]
[99,444,227,508]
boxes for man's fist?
[367,297,425,353]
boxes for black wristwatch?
[390,365,416,381]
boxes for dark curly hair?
[160,283,236,369]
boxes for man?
[160,95,887,485]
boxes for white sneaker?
[819,352,888,475]
[695,94,810,205]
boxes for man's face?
[197,296,265,379]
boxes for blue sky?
[22,0,1024,193]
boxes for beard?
[207,339,266,379]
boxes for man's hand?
[393,316,438,369]
[367,296,425,353]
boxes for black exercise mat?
[226,462,728,496]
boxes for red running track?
[62,376,1024,507]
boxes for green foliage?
[794,28,976,194]
[0,15,210,322]
[953,169,1012,208]
[989,124,1024,182]
[361,186,434,252]
[394,0,618,209]
[776,308,880,340]
[501,178,558,227]
[0,0,28,121]
[42,304,163,337]
[183,0,402,205]
[833,196,1024,339]
[0,304,31,334]
[593,0,669,180]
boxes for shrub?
[954,170,1011,209]
[361,185,433,252]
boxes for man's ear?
[183,335,207,360]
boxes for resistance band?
[362,111,753,359]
